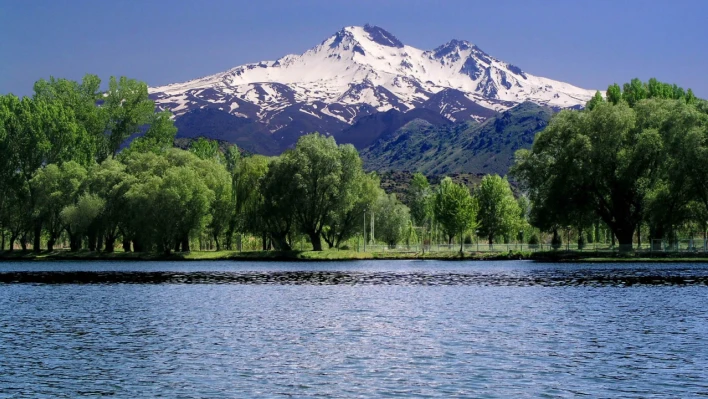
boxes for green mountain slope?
[360,102,553,176]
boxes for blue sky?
[1,0,706,97]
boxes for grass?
[2,249,707,262]
[0,249,529,262]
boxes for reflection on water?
[0,260,707,398]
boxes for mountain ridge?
[149,25,595,152]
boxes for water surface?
[1,260,706,397]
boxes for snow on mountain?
[150,25,596,149]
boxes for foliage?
[30,162,88,250]
[372,193,411,247]
[189,137,221,161]
[4,74,704,255]
[433,177,478,251]
[406,172,433,227]
[475,174,522,244]
[123,110,177,155]
[103,76,154,158]
[514,78,707,250]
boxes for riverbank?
[0,249,525,262]
[2,249,708,262]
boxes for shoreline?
[1,250,708,263]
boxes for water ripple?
[1,269,708,286]
[1,261,707,398]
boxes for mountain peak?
[150,25,596,153]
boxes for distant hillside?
[174,108,280,155]
[334,108,454,149]
[361,102,553,176]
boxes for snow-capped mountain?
[150,25,596,152]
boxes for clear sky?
[1,0,706,97]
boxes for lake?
[1,260,707,398]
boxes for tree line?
[0,74,522,254]
[1,75,705,254]
[512,78,708,250]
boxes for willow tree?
[31,161,88,251]
[278,133,365,251]
[513,80,703,250]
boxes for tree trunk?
[308,231,323,251]
[262,232,268,251]
[174,241,181,252]
[615,226,634,252]
[325,237,335,249]
[213,233,221,252]
[69,234,81,252]
[488,234,494,246]
[650,224,664,250]
[180,237,190,252]
[551,229,561,250]
[122,239,132,253]
[47,236,56,252]
[33,220,42,252]
[1,231,5,251]
[9,233,17,252]
[87,232,97,252]
[20,234,28,251]
[271,233,292,251]
[105,235,116,253]
[225,230,233,250]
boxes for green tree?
[586,91,605,110]
[124,153,213,254]
[406,172,433,227]
[104,76,154,158]
[513,93,688,250]
[259,156,297,250]
[189,137,220,161]
[373,193,411,248]
[323,172,380,249]
[606,83,622,105]
[123,110,177,155]
[230,155,270,250]
[475,175,521,245]
[433,177,478,251]
[281,133,364,251]
[30,162,88,251]
[191,156,232,251]
[86,159,135,252]
[61,194,105,251]
[33,74,105,163]
[622,78,648,107]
